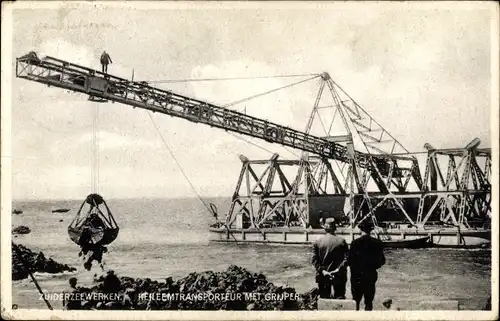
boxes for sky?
[4,1,497,200]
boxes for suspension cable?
[141,73,320,84]
[282,146,300,158]
[226,132,273,155]
[146,112,243,244]
[90,104,100,194]
[147,72,314,160]
[147,112,211,213]
[91,106,95,193]
[222,75,320,108]
[97,106,100,194]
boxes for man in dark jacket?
[100,51,112,73]
[348,220,386,311]
[63,277,80,310]
[312,218,349,299]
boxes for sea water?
[11,197,491,310]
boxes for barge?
[209,226,491,248]
[207,138,491,250]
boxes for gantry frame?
[15,52,491,230]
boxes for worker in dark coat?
[63,277,80,310]
[312,217,349,299]
[348,220,386,311]
[100,51,112,73]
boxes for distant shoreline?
[11,196,230,203]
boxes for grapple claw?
[68,194,119,247]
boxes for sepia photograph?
[1,1,498,320]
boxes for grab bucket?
[68,194,119,247]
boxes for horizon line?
[10,195,231,202]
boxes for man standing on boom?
[100,51,112,73]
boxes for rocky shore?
[12,244,77,281]
[12,225,31,235]
[65,265,319,310]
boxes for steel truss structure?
[15,52,491,230]
[224,69,491,230]
[226,154,347,229]
[415,142,491,228]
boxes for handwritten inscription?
[38,22,113,30]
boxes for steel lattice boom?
[15,52,414,171]
[17,51,491,231]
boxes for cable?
[146,112,242,244]
[147,112,211,212]
[89,103,101,194]
[90,106,95,194]
[227,130,299,159]
[142,73,320,84]
[96,105,100,194]
[222,75,320,108]
[226,132,274,155]
[223,113,299,158]
[282,146,300,158]
[92,104,98,194]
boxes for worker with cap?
[348,219,386,311]
[63,277,80,310]
[312,217,349,299]
[100,51,112,73]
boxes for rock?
[104,301,122,309]
[63,265,310,311]
[298,287,319,310]
[11,244,77,280]
[12,226,31,235]
[81,300,94,309]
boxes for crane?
[15,52,423,191]
[15,51,490,232]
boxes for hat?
[323,218,336,230]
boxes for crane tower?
[15,52,491,242]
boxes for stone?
[12,226,31,235]
[12,244,76,281]
[63,265,308,311]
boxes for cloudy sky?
[4,2,496,200]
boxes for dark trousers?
[351,272,377,311]
[102,64,108,73]
[317,274,347,299]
